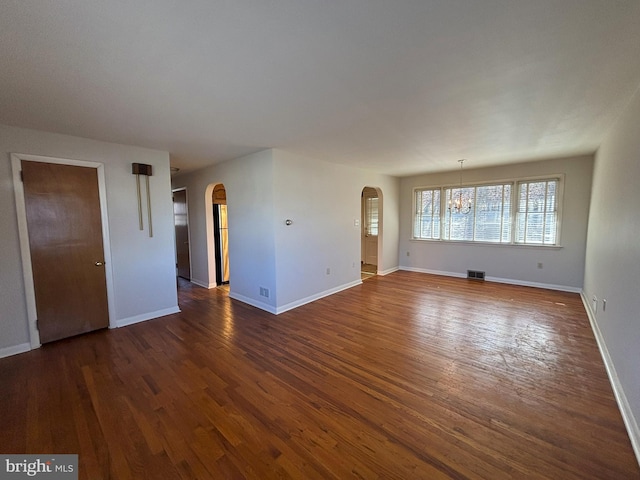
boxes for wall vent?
[467,270,485,281]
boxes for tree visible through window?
[414,189,440,239]
[413,177,560,245]
[516,180,558,245]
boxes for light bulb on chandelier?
[448,159,473,214]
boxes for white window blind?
[414,188,440,240]
[413,177,560,246]
[365,196,379,236]
[515,179,558,245]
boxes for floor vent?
[467,270,485,281]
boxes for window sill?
[409,238,563,249]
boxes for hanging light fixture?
[448,159,472,214]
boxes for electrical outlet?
[537,262,543,269]
[259,287,270,298]
[326,267,331,275]
[406,251,410,257]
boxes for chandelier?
[448,159,473,214]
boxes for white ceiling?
[1,1,640,176]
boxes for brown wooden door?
[21,161,110,343]
[173,189,191,280]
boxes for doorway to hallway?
[173,188,191,280]
[212,184,229,286]
[361,186,381,278]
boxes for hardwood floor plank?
[1,272,638,479]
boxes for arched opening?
[361,186,383,279]
[212,184,229,287]
[205,182,230,290]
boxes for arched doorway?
[361,186,382,278]
[204,183,230,289]
[212,184,229,286]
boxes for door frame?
[205,182,227,289]
[172,187,192,280]
[11,153,116,349]
[361,186,383,273]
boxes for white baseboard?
[0,342,31,359]
[190,278,216,289]
[378,266,399,276]
[580,292,640,466]
[399,266,467,278]
[228,279,363,316]
[486,276,581,293]
[275,279,363,315]
[398,266,580,293]
[115,306,181,328]
[228,292,277,314]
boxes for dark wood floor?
[1,272,638,479]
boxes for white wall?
[0,124,178,356]
[584,88,640,458]
[171,150,277,309]
[399,155,594,291]
[272,150,400,311]
[172,148,400,314]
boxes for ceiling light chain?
[448,159,473,215]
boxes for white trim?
[172,187,192,280]
[485,275,581,293]
[399,266,466,278]
[378,266,399,276]
[398,266,580,292]
[0,343,31,359]
[204,182,225,289]
[275,279,363,315]
[228,279,363,315]
[190,278,217,289]
[409,238,564,249]
[580,292,640,466]
[115,306,181,328]
[11,153,117,348]
[11,157,39,349]
[228,292,277,314]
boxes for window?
[364,196,379,236]
[442,184,511,242]
[515,179,558,245]
[414,188,440,240]
[444,187,475,241]
[413,177,561,246]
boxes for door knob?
[95,261,104,266]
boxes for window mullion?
[510,183,516,244]
[524,183,529,242]
[441,188,445,240]
[499,185,505,243]
[418,192,423,239]
[444,189,449,240]
[472,186,477,241]
[542,181,548,244]
[427,191,432,238]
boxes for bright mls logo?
[0,455,77,479]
